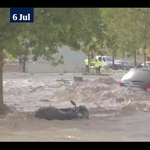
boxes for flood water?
[1,73,150,141]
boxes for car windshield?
[122,70,150,81]
[105,56,113,61]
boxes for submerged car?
[119,68,150,91]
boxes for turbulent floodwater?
[1,74,150,141]
[3,76,150,113]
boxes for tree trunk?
[114,49,116,59]
[143,47,146,67]
[134,51,137,66]
[112,49,115,70]
[143,44,147,67]
[122,49,125,59]
[0,45,3,107]
[144,52,146,66]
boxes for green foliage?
[1,8,150,63]
[0,8,106,106]
[0,8,104,65]
[126,52,132,58]
[98,8,150,59]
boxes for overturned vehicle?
[34,101,89,121]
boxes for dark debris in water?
[39,99,50,102]
[116,98,125,103]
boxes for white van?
[96,55,115,68]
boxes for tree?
[100,8,150,66]
[0,8,104,112]
[100,8,122,68]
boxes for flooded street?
[1,73,150,141]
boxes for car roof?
[122,68,150,82]
[131,68,150,73]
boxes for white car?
[141,61,150,67]
[96,55,114,68]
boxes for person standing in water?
[18,55,27,73]
[22,56,25,73]
[94,59,101,74]
[18,56,23,72]
[84,57,89,73]
[22,55,28,73]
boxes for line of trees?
[0,8,150,112]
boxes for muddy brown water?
[1,73,150,141]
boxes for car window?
[127,61,131,64]
[105,56,113,61]
[98,57,102,61]
[103,57,106,61]
[123,62,129,64]
[122,70,150,81]
[122,71,134,80]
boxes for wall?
[3,64,20,72]
[3,46,87,73]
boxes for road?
[3,72,125,81]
